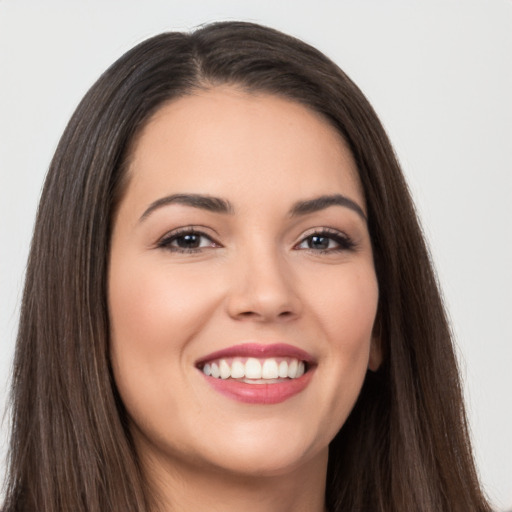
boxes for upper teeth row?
[202,357,305,380]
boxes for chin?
[205,446,325,480]
[191,422,329,479]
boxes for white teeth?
[201,357,307,380]
[231,359,245,379]
[262,359,279,379]
[245,358,262,379]
[287,359,298,378]
[219,359,230,379]
[278,360,289,378]
[211,362,220,378]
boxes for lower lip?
[200,370,314,404]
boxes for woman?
[2,21,491,512]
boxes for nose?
[225,248,302,323]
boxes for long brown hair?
[2,21,490,512]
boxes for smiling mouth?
[195,343,315,403]
[198,356,308,383]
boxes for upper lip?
[196,343,316,366]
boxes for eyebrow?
[290,194,367,221]
[139,192,366,222]
[139,194,234,221]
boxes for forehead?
[124,86,364,211]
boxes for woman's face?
[109,87,380,479]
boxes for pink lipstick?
[196,343,316,404]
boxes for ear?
[368,334,382,371]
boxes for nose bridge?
[226,238,301,321]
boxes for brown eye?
[157,229,219,253]
[296,229,356,253]
[306,235,331,250]
[174,233,203,249]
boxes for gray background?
[1,1,511,509]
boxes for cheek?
[307,263,378,349]
[107,258,220,439]
[109,258,216,352]
[302,263,378,428]
[107,257,222,409]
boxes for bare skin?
[109,87,380,511]
[139,437,328,512]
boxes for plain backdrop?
[1,0,511,509]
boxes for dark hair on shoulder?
[2,21,490,512]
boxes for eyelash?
[294,228,356,253]
[156,227,356,254]
[157,227,219,254]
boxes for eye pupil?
[309,235,329,250]
[177,234,200,248]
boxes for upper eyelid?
[296,226,350,240]
[155,230,220,254]
[294,227,357,251]
[157,226,219,243]
[155,226,354,249]
[300,226,344,235]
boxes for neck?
[141,446,329,512]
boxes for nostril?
[239,311,258,318]
[226,282,302,322]
[233,309,296,322]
